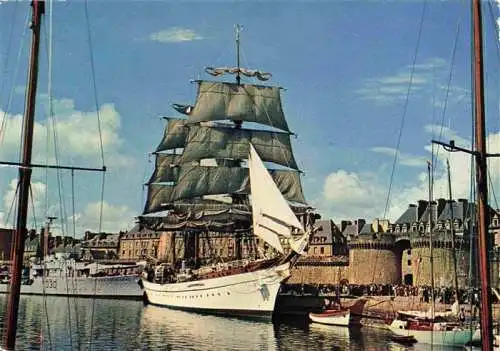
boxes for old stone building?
[24,229,41,263]
[156,230,258,265]
[81,231,120,260]
[307,219,347,257]
[339,198,495,288]
[119,225,160,260]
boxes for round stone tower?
[410,232,470,288]
[348,233,400,285]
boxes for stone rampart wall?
[287,265,349,284]
[348,249,400,285]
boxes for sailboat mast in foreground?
[3,1,44,350]
[471,0,493,349]
[429,0,494,349]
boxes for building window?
[407,259,412,266]
[407,249,411,255]
[320,247,324,255]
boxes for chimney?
[27,229,36,241]
[437,198,446,219]
[356,219,366,234]
[40,227,45,257]
[372,218,380,233]
[458,199,468,220]
[417,200,428,221]
[340,220,351,232]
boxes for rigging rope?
[83,1,107,348]
[0,0,19,108]
[40,4,74,348]
[431,22,461,182]
[0,9,30,150]
[382,0,427,220]
[485,1,500,209]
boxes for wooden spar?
[446,160,460,304]
[3,1,44,350]
[472,0,493,349]
[427,161,435,322]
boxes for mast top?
[235,24,243,85]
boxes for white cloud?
[0,178,47,229]
[0,98,138,235]
[318,126,500,223]
[316,170,386,220]
[0,98,135,168]
[370,146,427,167]
[149,28,203,43]
[356,58,454,105]
[71,201,136,234]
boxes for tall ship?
[140,26,315,319]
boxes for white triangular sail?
[249,143,304,253]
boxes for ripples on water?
[0,296,470,350]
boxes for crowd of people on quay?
[279,283,493,306]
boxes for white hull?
[0,275,142,299]
[142,262,290,319]
[309,310,350,326]
[389,319,477,346]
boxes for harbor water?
[0,295,470,350]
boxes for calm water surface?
[0,295,471,350]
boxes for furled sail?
[147,154,180,184]
[170,164,306,204]
[188,81,290,132]
[155,118,188,152]
[181,125,299,169]
[249,144,305,253]
[144,184,174,214]
[205,67,272,81]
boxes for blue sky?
[0,0,500,235]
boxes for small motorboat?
[309,307,351,327]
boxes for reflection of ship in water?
[138,305,277,350]
[309,322,350,340]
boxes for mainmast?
[235,24,242,86]
[472,0,493,349]
[234,24,243,259]
[427,161,435,321]
[234,24,243,131]
[4,1,44,350]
